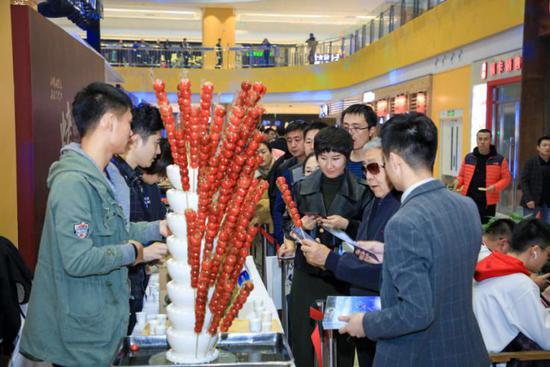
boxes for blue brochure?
[322,296,381,330]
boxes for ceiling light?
[105,8,196,16]
[239,13,332,19]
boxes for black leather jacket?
[287,169,373,281]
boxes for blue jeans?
[524,205,550,224]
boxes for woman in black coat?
[281,127,372,367]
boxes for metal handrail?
[100,0,447,69]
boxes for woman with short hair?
[282,127,372,367]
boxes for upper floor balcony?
[101,0,447,70]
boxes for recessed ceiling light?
[239,13,331,19]
[105,8,197,16]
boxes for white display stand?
[240,256,283,332]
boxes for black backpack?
[0,236,32,356]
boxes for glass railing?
[103,0,446,69]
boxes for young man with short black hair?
[106,102,165,334]
[479,218,516,261]
[457,129,512,224]
[270,121,307,245]
[521,135,550,224]
[20,83,168,366]
[341,104,378,178]
[339,113,489,367]
[292,121,328,183]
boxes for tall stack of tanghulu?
[154,79,269,363]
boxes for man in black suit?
[339,113,490,366]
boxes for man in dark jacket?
[107,102,164,334]
[521,135,550,224]
[270,122,307,245]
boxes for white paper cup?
[261,320,272,332]
[136,312,146,325]
[158,314,167,325]
[249,317,261,333]
[148,319,159,335]
[261,310,272,323]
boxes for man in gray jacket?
[339,113,489,366]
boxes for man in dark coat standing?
[339,113,490,367]
[521,135,550,224]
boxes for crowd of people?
[258,104,550,367]
[5,81,550,367]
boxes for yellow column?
[0,2,19,245]
[202,7,235,69]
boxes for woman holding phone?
[281,127,371,367]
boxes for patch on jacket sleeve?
[73,222,90,239]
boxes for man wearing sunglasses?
[338,113,489,367]
[341,104,378,179]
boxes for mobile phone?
[304,212,320,217]
[291,227,315,243]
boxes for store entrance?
[489,79,521,215]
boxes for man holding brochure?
[338,114,489,367]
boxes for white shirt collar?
[401,177,436,203]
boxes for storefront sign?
[416,92,427,114]
[472,50,522,84]
[481,56,522,80]
[394,95,408,114]
[376,100,388,117]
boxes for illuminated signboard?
[315,53,342,64]
[480,55,522,80]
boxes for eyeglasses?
[363,162,384,175]
[342,125,369,134]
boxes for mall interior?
[2,0,550,366]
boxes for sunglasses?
[363,162,384,175]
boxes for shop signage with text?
[481,56,522,80]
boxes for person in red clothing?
[457,129,512,224]
[473,219,550,359]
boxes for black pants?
[355,337,376,367]
[289,268,354,367]
[471,195,496,224]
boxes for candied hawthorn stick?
[220,282,254,332]
[276,176,302,228]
